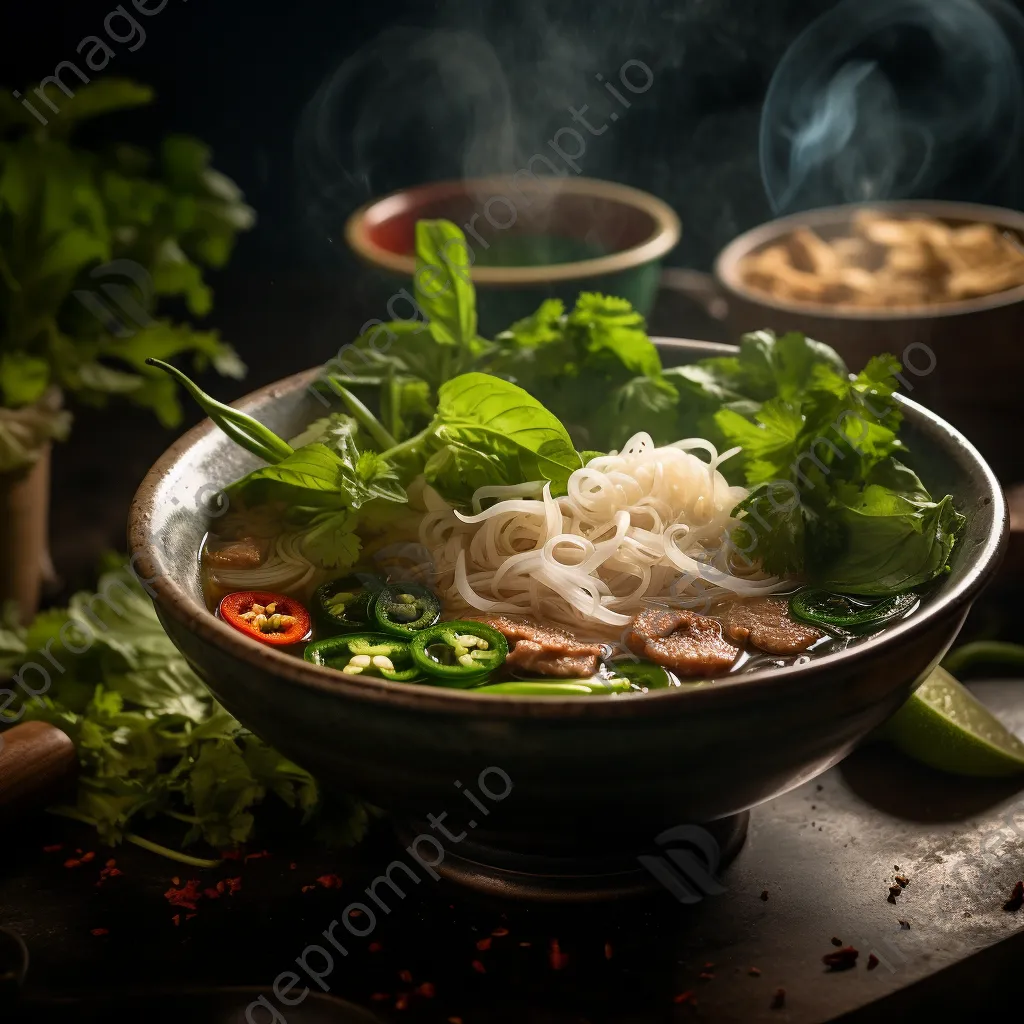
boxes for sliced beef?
[719,597,823,655]
[478,615,603,679]
[204,536,268,570]
[626,607,738,677]
[505,641,600,678]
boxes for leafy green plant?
[0,561,368,861]
[0,78,252,470]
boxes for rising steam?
[761,0,1024,213]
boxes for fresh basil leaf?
[435,372,582,496]
[226,443,347,508]
[816,487,965,595]
[415,219,477,348]
[423,439,516,505]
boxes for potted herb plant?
[0,79,253,620]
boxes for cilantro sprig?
[0,561,367,863]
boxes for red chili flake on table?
[416,982,436,998]
[172,915,181,927]
[225,877,243,895]
[172,876,181,886]
[316,874,343,889]
[1003,880,1024,912]
[80,851,96,864]
[42,844,63,853]
[673,990,697,1005]
[90,928,109,937]
[63,858,81,869]
[771,988,786,1009]
[394,995,409,1011]
[476,937,492,951]
[105,859,116,869]
[471,959,487,974]
[448,1018,464,1024]
[699,971,714,981]
[491,927,509,937]
[370,993,389,1002]
[604,942,614,960]
[216,880,227,894]
[398,969,413,984]
[349,908,364,918]
[185,913,198,921]
[760,890,769,901]
[164,880,203,911]
[204,888,221,900]
[519,941,532,948]
[368,942,383,953]
[301,885,316,893]
[549,938,568,970]
[867,954,880,970]
[895,874,909,887]
[245,850,271,863]
[822,945,859,970]
[748,967,761,977]
[221,850,242,861]
[703,961,715,969]
[289,862,297,871]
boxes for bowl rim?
[344,176,681,286]
[715,199,1024,321]
[128,339,1008,718]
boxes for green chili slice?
[371,582,442,637]
[304,632,422,681]
[409,621,508,686]
[608,660,674,691]
[790,589,918,635]
[314,574,385,635]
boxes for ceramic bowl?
[713,200,1024,480]
[345,177,680,336]
[128,340,1006,898]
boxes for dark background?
[8,0,1024,277]
[5,0,1024,590]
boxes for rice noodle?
[419,432,787,637]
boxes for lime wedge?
[878,666,1024,777]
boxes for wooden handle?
[0,721,78,820]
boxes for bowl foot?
[393,811,749,903]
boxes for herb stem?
[332,383,397,451]
[124,834,223,868]
[46,806,223,868]
[379,424,434,464]
[162,809,202,825]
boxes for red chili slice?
[218,590,312,646]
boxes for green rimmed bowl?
[345,176,681,336]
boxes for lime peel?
[879,666,1024,777]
